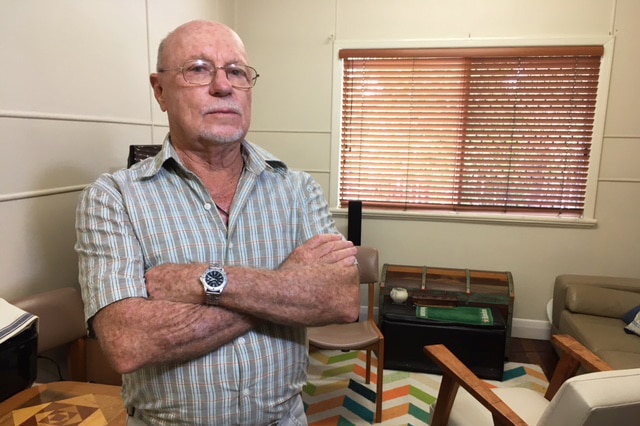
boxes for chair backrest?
[12,287,123,385]
[13,287,86,353]
[355,246,379,320]
[356,246,379,283]
[127,144,162,168]
[539,367,640,425]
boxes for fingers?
[321,243,357,265]
[303,234,344,249]
[307,235,355,263]
[334,251,358,267]
[338,255,358,267]
[284,234,356,267]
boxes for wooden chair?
[307,246,385,423]
[423,334,640,425]
[13,287,122,386]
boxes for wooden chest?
[380,264,515,356]
[381,303,507,379]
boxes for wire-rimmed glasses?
[159,59,259,90]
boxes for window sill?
[331,208,597,229]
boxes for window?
[339,46,604,218]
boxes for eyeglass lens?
[183,60,257,88]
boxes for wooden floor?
[508,337,559,380]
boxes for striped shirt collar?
[137,134,288,179]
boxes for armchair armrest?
[424,334,614,426]
[545,334,613,399]
[424,344,528,426]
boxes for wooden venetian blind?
[339,46,603,217]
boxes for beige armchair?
[307,246,384,423]
[423,334,640,425]
[12,287,121,386]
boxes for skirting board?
[511,318,551,340]
[362,306,552,341]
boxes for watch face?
[204,270,225,289]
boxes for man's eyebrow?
[185,57,249,67]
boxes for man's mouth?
[204,105,242,116]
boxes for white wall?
[0,0,231,300]
[2,0,639,339]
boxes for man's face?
[150,22,252,148]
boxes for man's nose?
[209,67,233,93]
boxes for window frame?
[329,37,614,227]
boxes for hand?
[282,234,357,269]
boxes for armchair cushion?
[440,387,549,426]
[559,313,639,354]
[565,285,640,319]
[538,368,640,425]
[594,350,640,370]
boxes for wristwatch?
[200,264,228,306]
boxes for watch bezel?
[200,264,227,305]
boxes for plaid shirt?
[75,136,338,425]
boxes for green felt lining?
[416,306,494,325]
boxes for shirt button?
[238,337,245,344]
[204,203,212,211]
[242,389,250,396]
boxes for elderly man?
[75,20,359,426]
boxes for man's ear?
[150,74,168,112]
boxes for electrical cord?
[37,355,64,381]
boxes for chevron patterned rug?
[303,349,549,425]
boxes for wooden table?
[0,381,126,425]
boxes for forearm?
[146,262,360,327]
[93,297,257,374]
[145,234,361,326]
[222,264,360,326]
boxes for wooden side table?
[0,382,126,426]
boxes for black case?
[381,302,507,380]
[0,322,37,401]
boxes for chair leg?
[67,338,87,382]
[430,374,460,426]
[366,349,372,384]
[374,345,384,423]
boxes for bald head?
[156,21,247,72]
